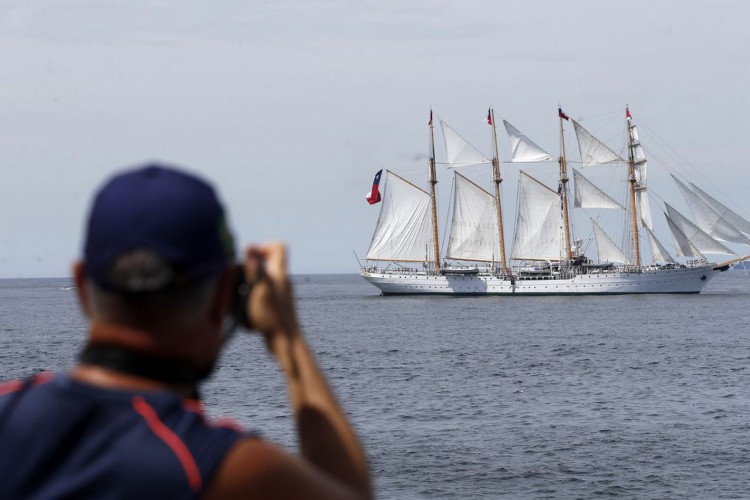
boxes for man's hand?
[243,243,300,351]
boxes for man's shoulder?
[0,372,55,400]
[179,398,248,434]
[0,373,253,498]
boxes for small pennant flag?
[626,107,632,120]
[486,108,493,126]
[428,110,433,126]
[366,169,383,205]
[558,107,569,121]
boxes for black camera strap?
[74,264,257,396]
[79,344,211,389]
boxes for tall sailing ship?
[359,107,750,295]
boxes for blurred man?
[0,164,371,499]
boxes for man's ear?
[73,261,93,318]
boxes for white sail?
[573,119,625,168]
[502,120,552,163]
[365,171,434,262]
[672,175,750,245]
[446,173,500,262]
[664,203,735,256]
[690,182,750,238]
[440,120,491,168]
[628,120,654,229]
[635,190,654,230]
[511,172,563,261]
[591,219,629,263]
[572,168,624,209]
[644,225,675,263]
[666,214,703,257]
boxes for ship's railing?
[361,266,429,275]
[515,272,574,280]
[364,262,702,279]
[685,258,709,268]
[574,262,690,274]
[362,266,516,278]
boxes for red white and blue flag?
[366,169,383,205]
[558,107,569,121]
[486,108,493,125]
[626,107,632,120]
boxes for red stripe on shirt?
[32,372,54,385]
[182,399,246,433]
[182,399,204,414]
[0,380,23,397]
[132,396,203,492]
[0,372,54,396]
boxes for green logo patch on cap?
[217,216,235,257]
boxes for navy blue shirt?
[0,373,246,499]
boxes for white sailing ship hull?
[361,264,725,295]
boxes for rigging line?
[581,232,594,257]
[647,194,698,264]
[575,111,623,145]
[398,164,431,186]
[618,170,630,252]
[581,109,621,121]
[635,114,698,168]
[565,183,578,253]
[509,175,522,263]
[506,159,558,164]
[635,115,750,218]
[646,188,669,217]
[440,174,455,259]
[577,211,597,257]
[438,161,494,168]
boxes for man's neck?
[70,364,199,399]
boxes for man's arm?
[204,438,367,499]
[204,243,372,499]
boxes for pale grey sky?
[1,0,749,277]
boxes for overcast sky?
[1,0,749,277]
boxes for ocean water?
[2,272,750,499]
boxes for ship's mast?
[489,108,508,274]
[428,110,441,273]
[625,107,642,268]
[558,106,573,263]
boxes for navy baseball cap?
[83,163,235,292]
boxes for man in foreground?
[0,164,372,499]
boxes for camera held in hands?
[231,264,252,330]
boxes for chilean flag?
[486,108,493,125]
[558,107,569,121]
[626,107,632,120]
[366,169,383,205]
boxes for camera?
[231,264,251,329]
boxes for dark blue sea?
[2,272,750,499]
